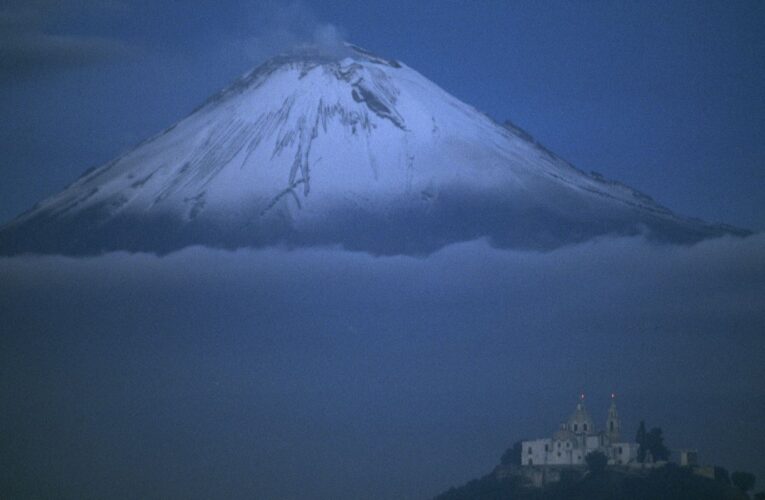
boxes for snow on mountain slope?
[0,44,745,255]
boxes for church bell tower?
[605,393,621,442]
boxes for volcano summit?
[0,44,743,255]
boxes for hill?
[435,463,748,500]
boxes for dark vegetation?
[500,441,523,466]
[585,451,608,475]
[731,471,756,494]
[635,421,670,462]
[433,464,750,500]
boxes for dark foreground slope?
[435,464,748,500]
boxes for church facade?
[522,395,639,467]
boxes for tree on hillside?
[714,466,731,485]
[645,427,670,461]
[636,421,647,462]
[731,471,756,494]
[500,440,523,466]
[585,451,608,475]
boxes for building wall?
[523,437,589,466]
[522,438,639,467]
[549,438,582,465]
[608,442,638,465]
[523,439,552,466]
[679,450,699,466]
[586,435,602,450]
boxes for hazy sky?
[1,0,764,229]
[3,235,764,498]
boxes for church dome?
[567,395,595,435]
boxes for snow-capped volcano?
[0,44,744,255]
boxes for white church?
[522,394,640,467]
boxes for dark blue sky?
[2,0,764,229]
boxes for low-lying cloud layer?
[1,234,763,499]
